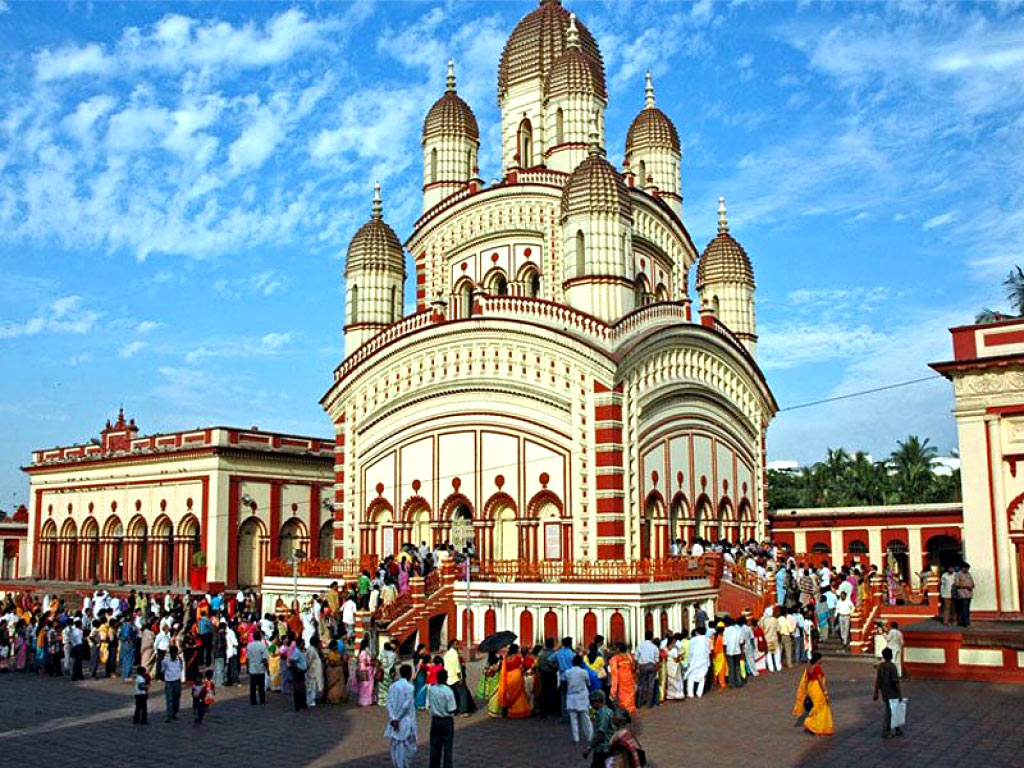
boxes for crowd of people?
[0,537,929,765]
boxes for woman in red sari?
[496,643,532,718]
[609,643,637,715]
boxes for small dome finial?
[566,13,580,49]
[645,70,655,109]
[717,196,729,234]
[446,59,456,92]
[372,181,383,220]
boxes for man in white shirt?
[722,618,745,688]
[246,629,269,705]
[341,595,357,640]
[940,564,955,626]
[836,593,855,648]
[685,627,711,698]
[691,540,705,558]
[225,623,239,685]
[385,664,418,768]
[885,621,905,677]
[427,670,457,768]
[634,631,660,708]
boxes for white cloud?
[35,9,345,82]
[63,95,117,145]
[228,108,283,173]
[214,269,288,298]
[119,340,147,358]
[69,352,92,366]
[260,331,292,351]
[0,1,10,14]
[136,320,163,334]
[0,295,102,339]
[923,210,957,230]
[759,323,887,370]
[184,331,295,363]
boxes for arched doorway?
[237,516,266,588]
[59,518,78,582]
[152,516,173,585]
[543,609,558,643]
[926,535,961,570]
[39,520,57,579]
[583,611,598,646]
[376,509,395,557]
[494,507,518,561]
[519,610,534,647]
[886,539,909,581]
[79,517,99,583]
[127,515,148,584]
[718,500,733,541]
[451,503,474,553]
[411,507,431,549]
[695,497,714,540]
[318,520,333,560]
[609,611,625,645]
[176,514,201,585]
[640,496,658,560]
[104,517,124,583]
[279,517,307,560]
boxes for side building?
[22,410,333,593]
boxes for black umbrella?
[478,631,517,654]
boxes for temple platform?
[903,617,1024,683]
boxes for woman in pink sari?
[354,635,375,706]
[398,562,410,596]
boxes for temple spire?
[372,181,382,220]
[566,13,580,49]
[645,70,655,109]
[446,58,456,92]
[587,110,602,156]
[718,196,729,234]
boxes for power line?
[779,375,943,413]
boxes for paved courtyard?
[1,658,1021,768]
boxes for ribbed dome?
[544,45,601,99]
[498,1,606,101]
[696,199,754,289]
[626,108,680,154]
[625,72,680,155]
[345,184,404,275]
[423,60,479,142]
[561,149,632,220]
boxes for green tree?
[888,435,938,503]
[976,265,1024,323]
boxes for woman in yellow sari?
[609,643,637,715]
[792,652,834,735]
[712,623,727,690]
[495,643,532,718]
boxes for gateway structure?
[317,0,777,646]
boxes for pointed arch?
[103,515,124,537]
[644,490,666,518]
[151,515,173,537]
[60,518,78,537]
[482,492,518,521]
[177,513,200,538]
[40,519,57,538]
[517,118,533,168]
[575,230,585,277]
[430,147,438,183]
[80,517,99,538]
[127,514,148,537]
[440,492,474,520]
[453,276,474,319]
[400,495,432,524]
[365,497,395,523]
[482,267,509,296]
[555,107,564,145]
[1007,490,1024,533]
[525,489,564,520]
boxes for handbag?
[804,696,813,712]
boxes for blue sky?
[1,0,1023,507]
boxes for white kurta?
[384,678,418,768]
[685,635,711,682]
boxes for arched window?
[457,280,474,318]
[711,295,720,316]
[555,108,564,145]
[848,540,868,555]
[486,272,508,296]
[529,271,541,297]
[467,149,474,177]
[655,283,669,302]
[811,542,831,554]
[430,148,438,183]
[638,159,647,186]
[575,230,585,277]
[350,284,359,324]
[518,119,533,168]
[389,284,397,320]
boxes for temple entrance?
[237,517,265,587]
[926,534,962,570]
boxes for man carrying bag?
[873,647,904,738]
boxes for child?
[132,665,150,725]
[191,669,216,726]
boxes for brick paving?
[1,658,1022,768]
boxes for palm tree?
[889,435,938,503]
[975,308,1005,324]
[1006,265,1024,315]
